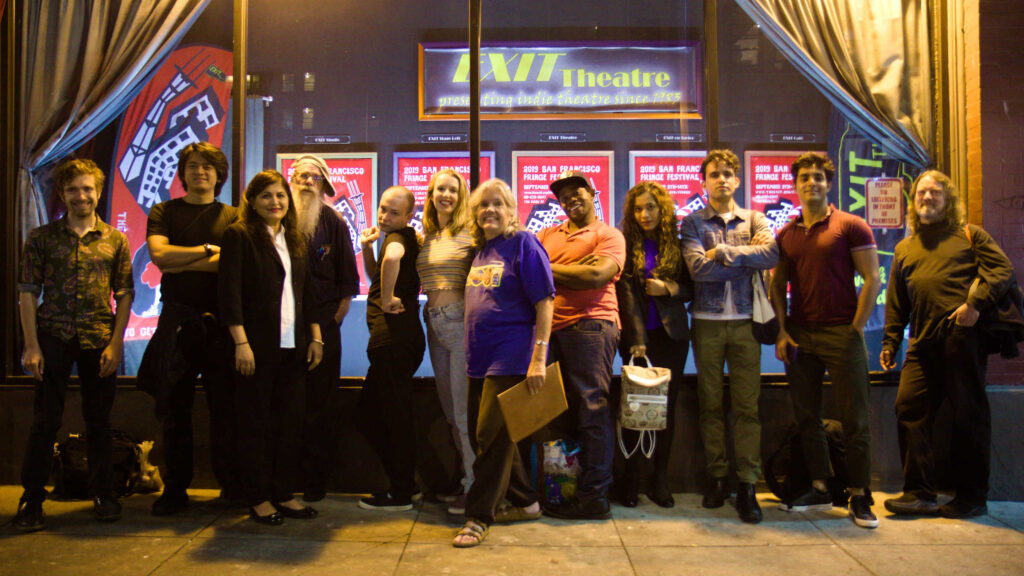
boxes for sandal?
[493,503,542,524]
[452,520,489,548]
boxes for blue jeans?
[549,318,619,500]
[424,300,474,490]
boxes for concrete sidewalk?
[0,486,1022,575]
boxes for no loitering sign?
[865,178,905,228]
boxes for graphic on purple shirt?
[465,231,555,378]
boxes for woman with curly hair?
[615,180,693,508]
[416,169,477,512]
[220,170,323,525]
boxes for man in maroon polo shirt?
[769,152,881,529]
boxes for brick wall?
[980,0,1024,384]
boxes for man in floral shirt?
[14,159,134,532]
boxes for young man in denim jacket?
[680,149,777,523]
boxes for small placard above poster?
[865,178,905,228]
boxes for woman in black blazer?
[616,181,694,509]
[219,170,323,525]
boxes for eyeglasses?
[291,171,325,184]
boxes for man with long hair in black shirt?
[881,170,1015,519]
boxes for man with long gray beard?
[288,154,359,502]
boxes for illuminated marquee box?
[420,42,702,120]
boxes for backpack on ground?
[51,430,142,499]
[764,419,853,507]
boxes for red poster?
[109,45,233,343]
[512,152,615,233]
[393,152,494,233]
[745,151,805,233]
[629,152,707,222]
[278,153,377,295]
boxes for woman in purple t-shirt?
[616,181,693,508]
[453,178,554,548]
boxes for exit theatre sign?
[419,42,702,121]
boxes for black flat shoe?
[647,474,675,508]
[647,486,675,509]
[277,504,318,519]
[249,507,284,526]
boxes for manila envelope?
[498,362,568,442]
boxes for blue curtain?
[734,0,932,167]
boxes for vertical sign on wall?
[277,152,378,295]
[109,45,233,374]
[628,151,707,222]
[829,110,918,349]
[512,151,614,232]
[392,151,496,233]
[744,150,809,234]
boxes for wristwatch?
[204,243,213,257]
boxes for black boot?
[702,477,727,509]
[646,472,674,508]
[619,459,640,508]
[735,482,762,524]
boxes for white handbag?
[617,355,670,459]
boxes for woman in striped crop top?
[415,169,476,513]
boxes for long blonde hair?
[468,178,522,248]
[621,181,682,279]
[423,169,471,236]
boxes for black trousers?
[161,323,237,495]
[895,325,991,502]
[465,375,538,524]
[619,326,689,484]
[235,347,305,506]
[299,318,341,493]
[21,334,116,502]
[356,337,425,498]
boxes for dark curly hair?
[790,152,835,184]
[621,181,682,280]
[700,149,741,181]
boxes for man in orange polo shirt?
[537,170,626,520]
